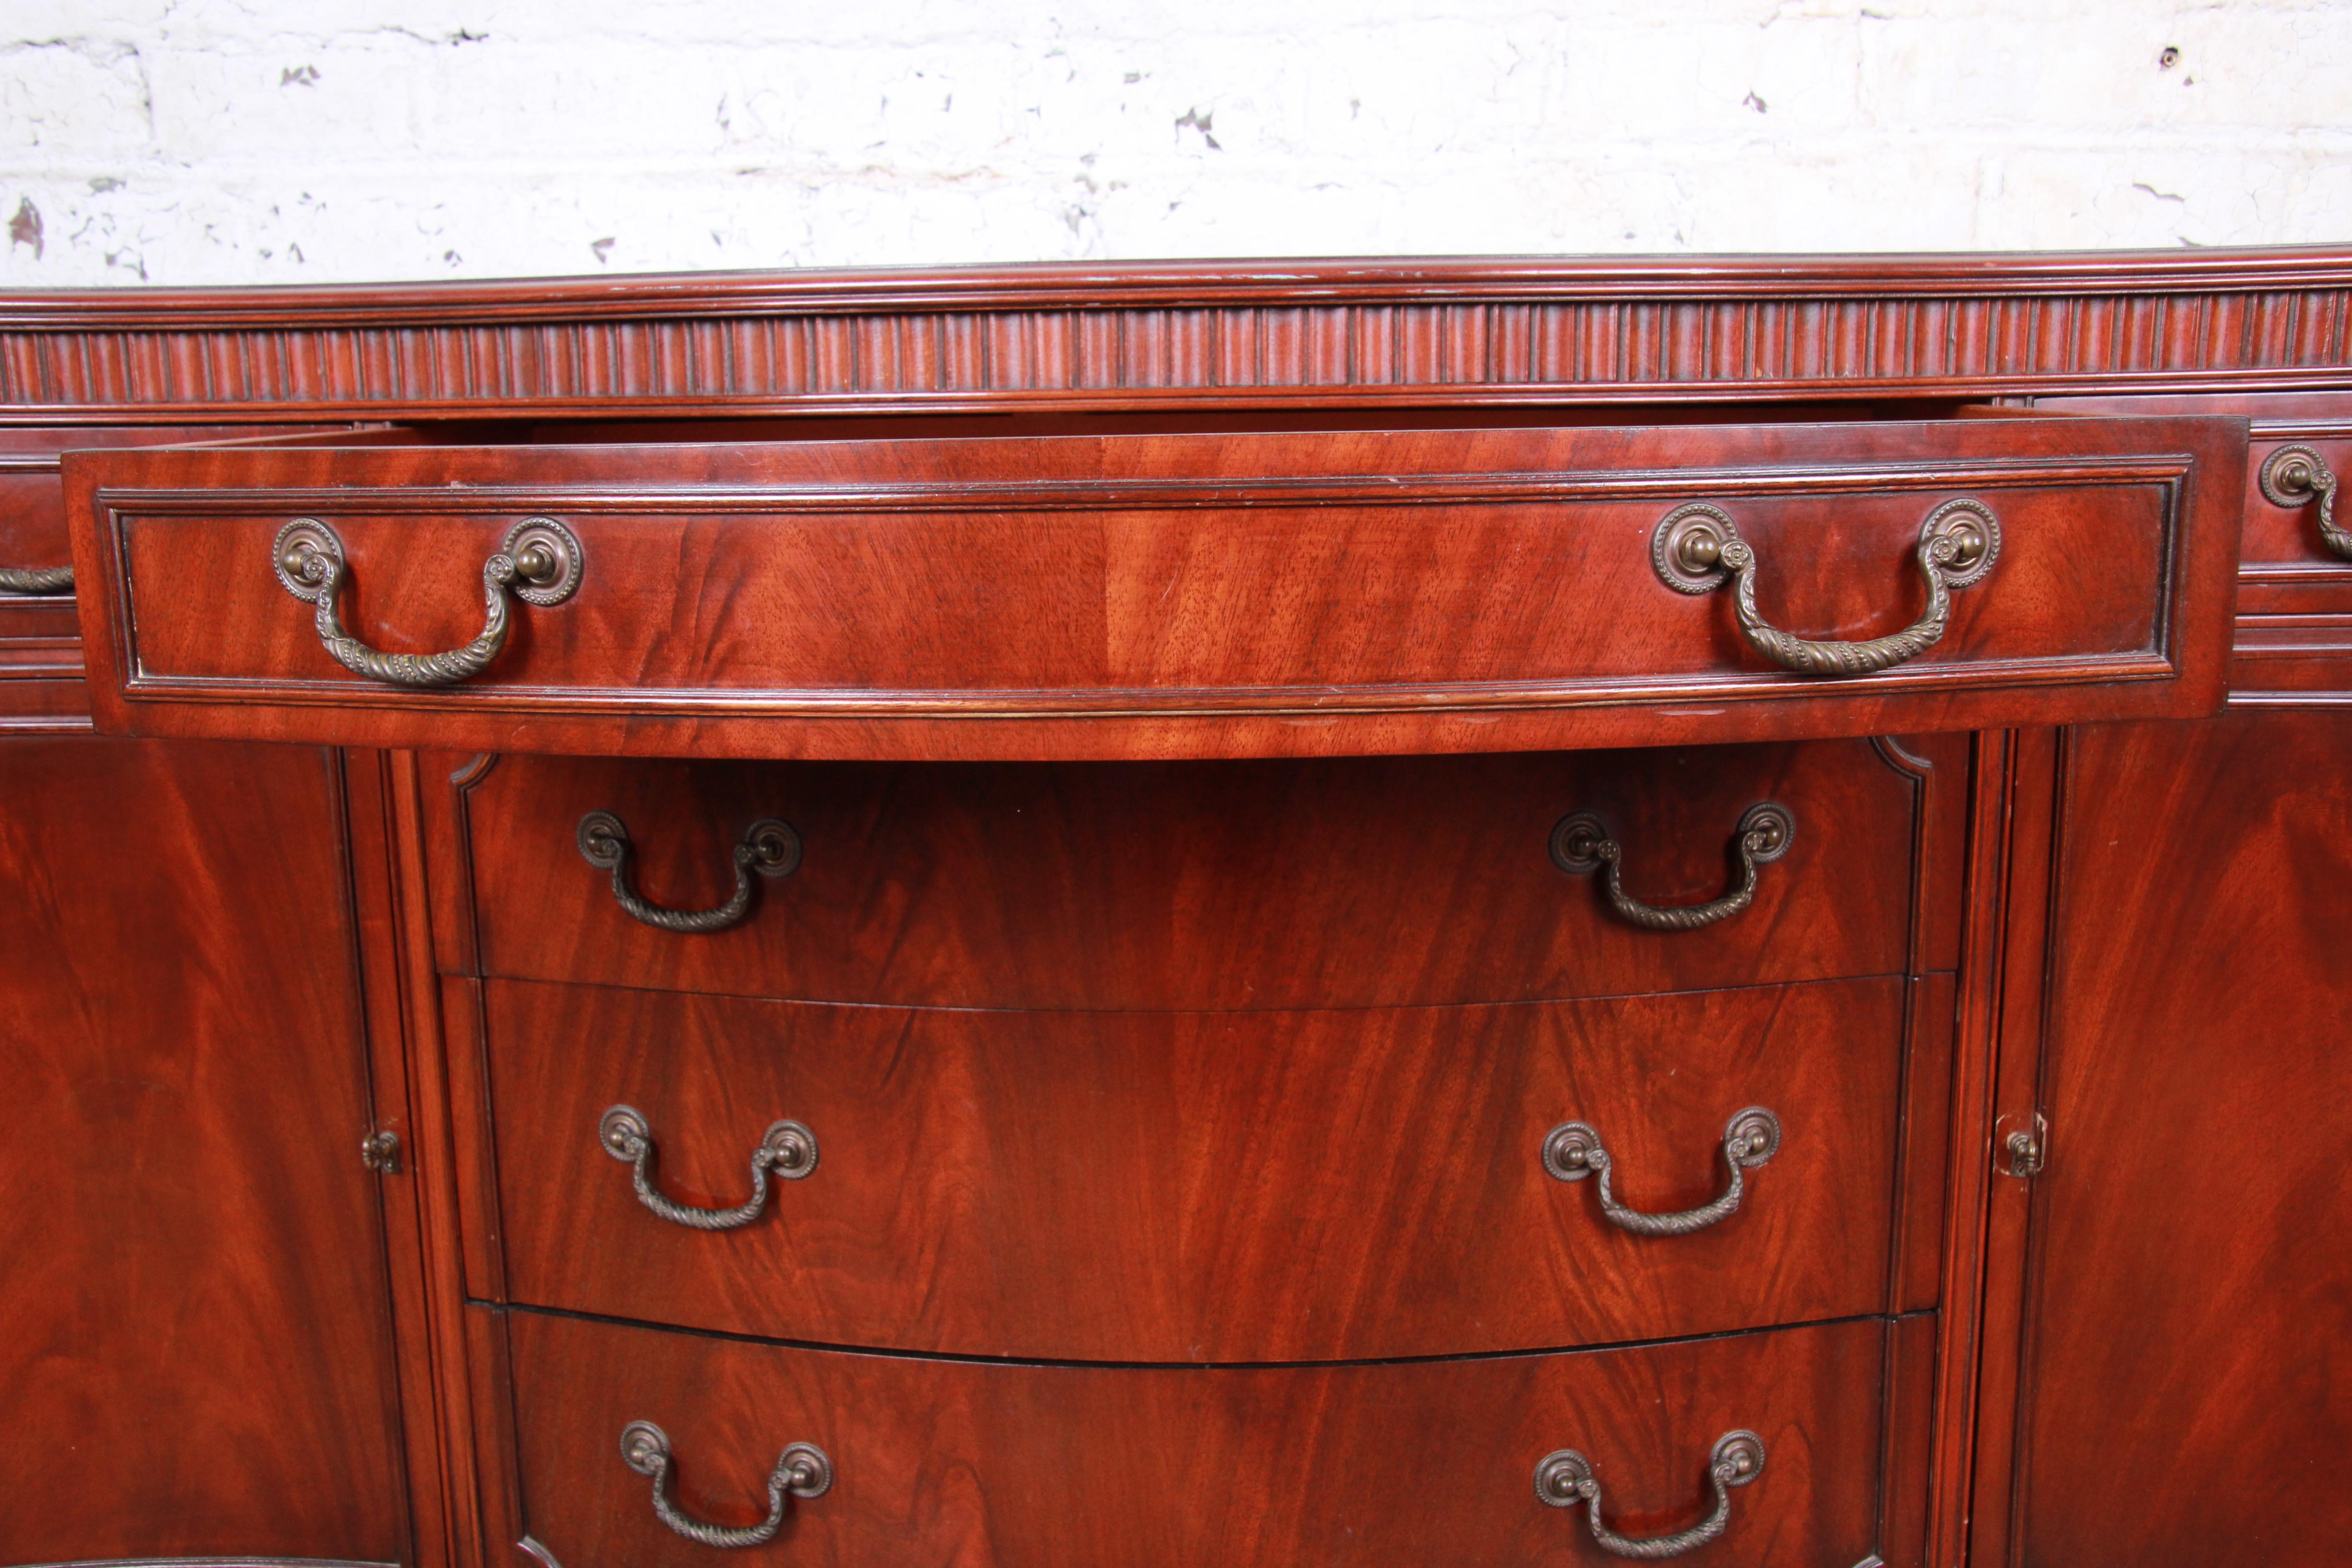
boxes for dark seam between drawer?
[466,965,1951,1019]
[482,1299,1927,1373]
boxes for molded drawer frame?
[63,415,2245,760]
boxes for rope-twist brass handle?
[620,1421,831,1549]
[0,564,71,595]
[1542,1107,1782,1236]
[2260,445,2349,560]
[1654,498,2001,675]
[1536,1431,1766,1558]
[599,1106,817,1231]
[1550,803,1794,931]
[577,811,801,934]
[271,514,582,686]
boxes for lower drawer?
[505,1311,1890,1568]
[484,975,1908,1360]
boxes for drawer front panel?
[69,419,2242,757]
[3,426,338,727]
[450,740,1950,1009]
[2034,394,2352,693]
[5,426,309,591]
[486,975,1903,1361]
[2033,394,2351,578]
[505,1310,1886,1568]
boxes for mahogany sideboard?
[2,250,2347,1568]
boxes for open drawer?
[62,416,2244,760]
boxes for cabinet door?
[2007,710,2352,1566]
[0,737,408,1563]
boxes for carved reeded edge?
[3,248,2350,416]
[8,246,2352,324]
[12,372,2351,422]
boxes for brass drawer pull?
[599,1105,817,1231]
[0,564,71,595]
[271,514,582,686]
[1536,1431,1766,1558]
[1550,803,1793,931]
[620,1421,831,1548]
[2260,445,2349,560]
[1542,1107,1782,1236]
[1653,498,2000,674]
[577,811,801,934]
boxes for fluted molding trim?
[3,249,2350,418]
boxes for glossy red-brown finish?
[0,425,314,577]
[0,617,87,730]
[1998,712,2352,1568]
[2033,392,2352,573]
[65,416,2242,759]
[0,425,345,728]
[486,974,1909,1361]
[0,254,2343,1568]
[2031,392,2352,694]
[505,1309,1890,1568]
[1880,1311,1942,1568]
[0,737,407,1564]
[5,248,2352,419]
[439,740,1948,1009]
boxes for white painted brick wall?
[2,0,2346,286]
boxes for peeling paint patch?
[9,197,42,259]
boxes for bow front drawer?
[62,418,2244,759]
[506,1310,1889,1568]
[483,975,1910,1361]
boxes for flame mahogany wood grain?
[485,974,1908,1362]
[503,1309,1888,1568]
[4,247,2351,418]
[2001,712,2352,1567]
[0,737,407,1564]
[2,251,2338,1568]
[436,739,1947,1010]
[64,416,2242,760]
